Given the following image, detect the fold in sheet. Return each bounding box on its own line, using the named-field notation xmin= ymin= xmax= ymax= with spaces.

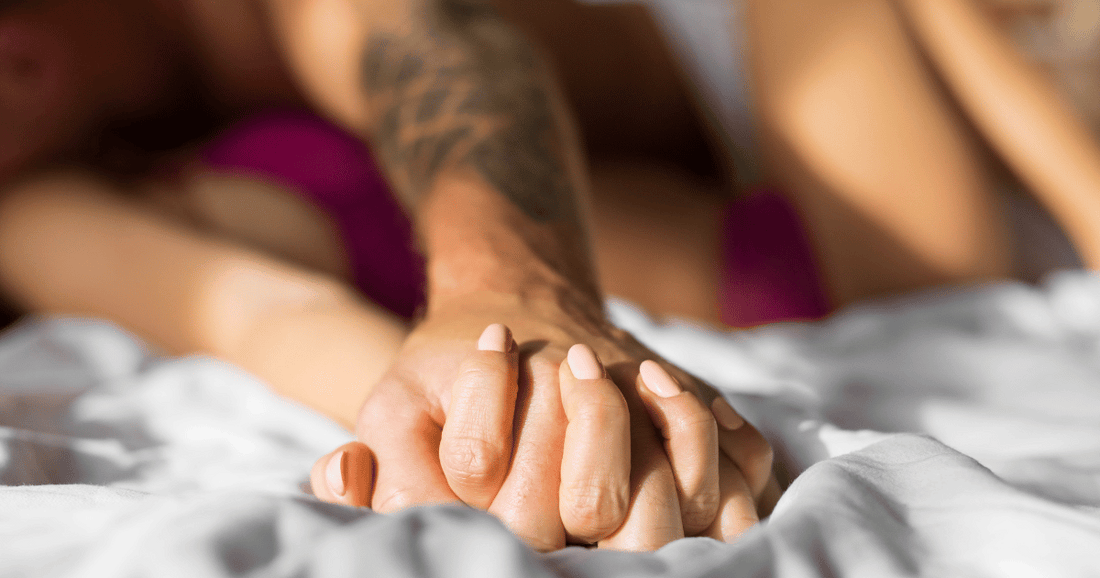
xmin=3 ymin=271 xmax=1100 ymax=576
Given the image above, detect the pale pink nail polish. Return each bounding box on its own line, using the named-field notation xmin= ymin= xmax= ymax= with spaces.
xmin=712 ymin=398 xmax=745 ymax=430
xmin=326 ymin=450 xmax=348 ymax=496
xmin=477 ymin=324 xmax=510 ymax=352
xmin=639 ymin=360 xmax=682 ymax=398
xmin=567 ymin=344 xmax=603 ymax=380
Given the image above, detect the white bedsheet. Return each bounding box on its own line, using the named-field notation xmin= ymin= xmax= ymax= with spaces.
xmin=3 ymin=271 xmax=1100 ymax=577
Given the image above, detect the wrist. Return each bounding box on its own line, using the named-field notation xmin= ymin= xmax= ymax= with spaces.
xmin=426 ymin=248 xmax=598 ymax=305
xmin=426 ymin=278 xmax=606 ymax=329
xmin=419 ymin=178 xmax=603 ymax=313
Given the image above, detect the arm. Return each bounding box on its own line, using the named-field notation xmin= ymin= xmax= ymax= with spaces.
xmin=268 ymin=0 xmax=778 ymax=550
xmin=0 ymin=171 xmax=406 ymax=429
xmin=267 ymin=0 xmax=600 ymax=311
xmin=898 ymin=0 xmax=1100 ymax=268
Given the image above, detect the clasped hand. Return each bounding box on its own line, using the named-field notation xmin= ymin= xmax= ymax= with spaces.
xmin=311 ymin=292 xmax=779 ymax=551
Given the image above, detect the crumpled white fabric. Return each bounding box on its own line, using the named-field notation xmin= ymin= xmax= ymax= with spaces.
xmin=3 ymin=271 xmax=1100 ymax=577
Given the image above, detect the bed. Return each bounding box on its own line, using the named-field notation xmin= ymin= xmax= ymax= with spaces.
xmin=3 ymin=270 xmax=1100 ymax=577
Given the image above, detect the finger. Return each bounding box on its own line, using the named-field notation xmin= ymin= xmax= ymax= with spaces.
xmin=488 ymin=350 xmax=568 ymax=552
xmin=637 ymin=360 xmax=721 ymax=536
xmin=309 ymin=442 xmax=375 ymax=508
xmin=712 ymin=397 xmax=775 ymax=500
xmin=759 ymin=474 xmax=783 ymax=517
xmin=558 ymin=344 xmax=631 ymax=544
xmin=702 ymin=456 xmax=759 ymax=543
xmin=596 ymin=427 xmax=684 ymax=552
xmin=439 ymin=324 xmax=519 ymax=509
xmin=360 ymin=392 xmax=462 ymax=513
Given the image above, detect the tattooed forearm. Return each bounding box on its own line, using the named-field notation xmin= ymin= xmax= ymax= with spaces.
xmin=360 ymin=0 xmax=574 ymax=221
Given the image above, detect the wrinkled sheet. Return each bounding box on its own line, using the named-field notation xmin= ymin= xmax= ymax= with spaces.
xmin=3 ymin=271 xmax=1100 ymax=577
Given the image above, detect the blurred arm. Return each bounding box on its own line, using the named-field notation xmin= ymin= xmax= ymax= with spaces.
xmin=0 ymin=173 xmax=405 ymax=428
xmin=899 ymin=0 xmax=1100 ymax=268
xmin=265 ymin=0 xmax=603 ymax=313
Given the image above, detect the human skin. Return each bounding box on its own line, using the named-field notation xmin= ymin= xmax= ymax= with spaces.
xmin=311 ymin=331 xmax=778 ymax=547
xmin=270 ymin=0 xmax=1098 ymax=548
xmin=748 ymin=0 xmax=1013 ymax=307
xmin=0 ymin=0 xmax=779 ymax=550
xmin=265 ymin=0 xmax=777 ymax=549
xmin=498 ymin=0 xmax=1100 ymax=320
xmin=0 ymin=170 xmax=407 ymax=429
xmin=4 ymin=0 xmax=1082 ymax=548
xmin=898 ymin=0 xmax=1100 ymax=269
xmin=0 ymin=0 xmax=783 ymax=548
xmin=289 ymin=0 xmax=1100 ymax=547
xmin=747 ymin=0 xmax=1100 ymax=307
xmin=0 ymin=167 xmax=775 ymax=549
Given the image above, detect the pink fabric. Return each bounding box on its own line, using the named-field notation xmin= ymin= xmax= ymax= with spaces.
xmin=720 ymin=190 xmax=831 ymax=327
xmin=201 ymin=109 xmax=425 ymax=319
xmin=198 ymin=109 xmax=826 ymax=327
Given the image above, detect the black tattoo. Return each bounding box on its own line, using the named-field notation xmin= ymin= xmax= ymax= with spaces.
xmin=415 ymin=88 xmax=450 ymax=123
xmin=359 ymin=0 xmax=573 ymax=221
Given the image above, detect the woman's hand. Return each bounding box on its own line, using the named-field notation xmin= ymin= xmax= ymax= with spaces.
xmin=311 ymin=314 xmax=779 ymax=550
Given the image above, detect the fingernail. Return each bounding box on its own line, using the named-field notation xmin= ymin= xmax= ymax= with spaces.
xmin=567 ymin=344 xmax=603 ymax=380
xmin=326 ymin=450 xmax=348 ymax=496
xmin=712 ymin=398 xmax=745 ymax=430
xmin=639 ymin=360 xmax=682 ymax=398
xmin=477 ymin=323 xmax=510 ymax=352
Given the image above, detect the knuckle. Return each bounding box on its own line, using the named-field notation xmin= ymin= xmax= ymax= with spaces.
xmin=745 ymin=435 xmax=775 ymax=473
xmin=724 ymin=430 xmax=775 ymax=493
xmin=722 ymin=513 xmax=759 ymax=542
xmin=562 ymin=481 xmax=629 ymax=538
xmin=355 ymin=403 xmax=389 ymax=441
xmin=666 ymin=404 xmax=718 ymax=438
xmin=457 ymin=359 xmax=501 ymax=384
xmin=441 ymin=436 xmax=504 ymax=487
xmin=354 ymin=389 xmax=410 ymax=440
xmin=573 ymin=388 xmax=628 ymax=423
